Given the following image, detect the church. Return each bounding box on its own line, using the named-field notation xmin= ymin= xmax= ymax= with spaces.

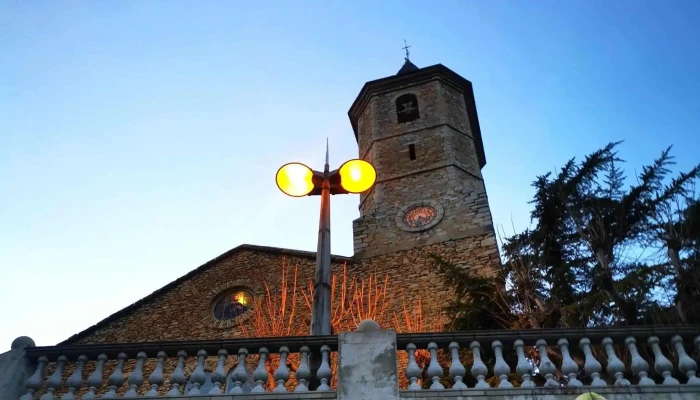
xmin=59 ymin=57 xmax=501 ymax=346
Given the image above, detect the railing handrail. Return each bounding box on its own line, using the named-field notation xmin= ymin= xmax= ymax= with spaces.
xmin=25 ymin=334 xmax=338 ymax=361
xmin=24 ymin=325 xmax=700 ymax=361
xmin=396 ymin=325 xmax=700 ymax=347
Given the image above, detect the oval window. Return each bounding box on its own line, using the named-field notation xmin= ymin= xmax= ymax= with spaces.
xmin=212 ymin=289 xmax=254 ymax=321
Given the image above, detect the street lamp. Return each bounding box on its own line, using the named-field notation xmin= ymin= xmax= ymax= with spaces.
xmin=276 ymin=144 xmax=377 ymax=335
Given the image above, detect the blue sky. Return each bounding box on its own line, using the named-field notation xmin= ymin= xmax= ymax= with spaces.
xmin=1 ymin=1 xmax=698 ymax=350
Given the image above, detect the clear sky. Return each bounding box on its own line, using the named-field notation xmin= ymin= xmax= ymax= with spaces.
xmin=1 ymin=1 xmax=698 ymax=351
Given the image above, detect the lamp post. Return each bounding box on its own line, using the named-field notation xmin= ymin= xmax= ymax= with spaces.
xmin=275 ymin=143 xmax=377 ymax=335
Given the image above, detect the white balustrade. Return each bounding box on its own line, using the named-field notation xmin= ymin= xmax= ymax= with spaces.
xmin=427 ymin=342 xmax=445 ymax=389
xmin=103 ymin=352 xmax=126 ymax=398
xmin=124 ymin=351 xmax=146 ymax=397
xmin=186 ymin=349 xmax=207 ymax=395
xmin=492 ymin=340 xmax=512 ymax=388
xmin=83 ymin=353 xmax=107 ymax=398
xmin=252 ymin=347 xmax=269 ymax=393
xmin=40 ymin=355 xmax=65 ymax=400
xmin=558 ymin=338 xmax=582 ymax=386
xmin=294 ymin=345 xmax=311 ymax=392
xmin=14 ymin=342 xmax=336 ymax=399
xmin=448 ymin=342 xmax=467 ymax=389
xmin=514 ymin=339 xmax=535 ymax=388
xmin=537 ymin=339 xmax=558 ymax=387
xmin=649 ymin=336 xmax=680 ymax=385
xmin=405 ymin=343 xmax=421 ymax=390
xmin=228 ymin=347 xmax=248 ymax=394
xmin=673 ymin=335 xmax=700 ymax=384
xmin=580 ymin=337 xmax=606 ymax=386
xmin=209 ymin=349 xmax=227 ymax=394
xmin=392 ymin=330 xmax=700 ymax=392
xmin=273 ymin=346 xmax=290 ymax=392
xmin=317 ymin=345 xmax=332 ymax=391
xmin=146 ymin=351 xmax=167 ymax=396
xmin=470 ymin=341 xmax=490 ymax=389
xmin=19 ymin=356 xmax=46 ymax=400
xmin=626 ymin=336 xmax=655 ymax=385
xmin=13 ymin=328 xmax=700 ymax=398
xmin=602 ymin=337 xmax=629 ymax=386
xmin=167 ymin=350 xmax=187 ymax=396
xmin=61 ymin=355 xmax=87 ymax=399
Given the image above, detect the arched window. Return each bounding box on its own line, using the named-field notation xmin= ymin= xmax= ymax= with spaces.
xmin=396 ymin=93 xmax=420 ymax=123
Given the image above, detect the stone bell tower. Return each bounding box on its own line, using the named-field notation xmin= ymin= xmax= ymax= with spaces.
xmin=348 ymin=58 xmax=498 ymax=268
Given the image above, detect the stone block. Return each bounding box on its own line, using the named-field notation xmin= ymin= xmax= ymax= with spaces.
xmin=338 ymin=329 xmax=399 ymax=400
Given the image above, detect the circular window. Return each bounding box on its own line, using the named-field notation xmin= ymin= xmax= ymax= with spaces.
xmin=212 ymin=289 xmax=254 ymax=321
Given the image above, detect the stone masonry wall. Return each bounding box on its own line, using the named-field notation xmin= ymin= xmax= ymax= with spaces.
xmin=353 ymin=166 xmax=494 ymax=259
xmin=353 ymin=232 xmax=500 ymax=326
xmin=353 ymin=75 xmax=491 ymax=260
xmin=40 ymin=236 xmax=499 ymax=397
xmin=67 ymin=250 xmax=348 ymax=345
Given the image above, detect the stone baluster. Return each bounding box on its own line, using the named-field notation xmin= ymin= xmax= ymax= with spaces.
xmin=579 ymin=338 xmax=606 ymax=386
xmin=20 ymin=356 xmax=48 ymax=400
xmin=252 ymin=347 xmax=269 ymax=393
xmin=294 ymin=346 xmax=311 ymax=392
xmin=602 ymin=337 xmax=630 ymax=386
xmin=471 ymin=341 xmax=490 ymax=389
xmin=492 ymin=340 xmax=512 ymax=388
xmin=208 ymin=349 xmax=228 ymax=394
xmin=514 ymin=340 xmax=534 ymax=388
xmin=83 ymin=354 xmax=107 ymax=399
xmin=649 ymin=336 xmax=679 ymax=385
xmin=229 ymin=348 xmax=249 ymax=394
xmin=426 ymin=342 xmax=444 ymax=389
xmin=273 ymin=346 xmax=290 ymax=392
xmin=40 ymin=356 xmax=66 ymax=400
xmin=625 ymin=337 xmax=655 ymax=385
xmin=317 ymin=345 xmax=332 ymax=391
xmin=103 ymin=352 xmax=127 ymax=398
xmin=187 ymin=350 xmax=207 ymax=395
xmin=449 ymin=342 xmax=467 ymax=389
xmin=124 ymin=352 xmax=146 ymax=397
xmin=146 ymin=351 xmax=166 ymax=396
xmin=558 ymin=339 xmax=582 ymax=386
xmin=405 ymin=343 xmax=421 ymax=390
xmin=536 ymin=339 xmax=558 ymax=387
xmin=167 ymin=350 xmax=187 ymax=396
xmin=672 ymin=335 xmax=700 ymax=384
xmin=61 ymin=355 xmax=87 ymax=399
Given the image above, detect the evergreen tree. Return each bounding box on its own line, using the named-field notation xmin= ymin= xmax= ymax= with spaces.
xmin=435 ymin=142 xmax=700 ymax=329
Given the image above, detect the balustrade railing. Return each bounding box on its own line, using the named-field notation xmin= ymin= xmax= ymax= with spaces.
xmin=17 ymin=335 xmax=337 ymax=398
xmin=396 ymin=325 xmax=700 ymax=391
xmin=9 ymin=325 xmax=700 ymax=399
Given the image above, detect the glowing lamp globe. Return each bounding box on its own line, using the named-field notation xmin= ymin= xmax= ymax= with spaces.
xmin=276 ymin=162 xmax=314 ymax=197
xmin=339 ymin=159 xmax=377 ymax=194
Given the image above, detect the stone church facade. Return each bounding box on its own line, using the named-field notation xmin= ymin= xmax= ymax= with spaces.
xmin=62 ymin=59 xmax=500 ymax=346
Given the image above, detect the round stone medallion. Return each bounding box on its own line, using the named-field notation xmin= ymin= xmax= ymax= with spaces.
xmin=396 ymin=200 xmax=444 ymax=232
xmin=403 ymin=206 xmax=437 ymax=229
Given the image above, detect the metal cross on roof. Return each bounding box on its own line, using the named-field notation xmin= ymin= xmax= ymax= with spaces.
xmin=402 ymin=39 xmax=411 ymax=60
